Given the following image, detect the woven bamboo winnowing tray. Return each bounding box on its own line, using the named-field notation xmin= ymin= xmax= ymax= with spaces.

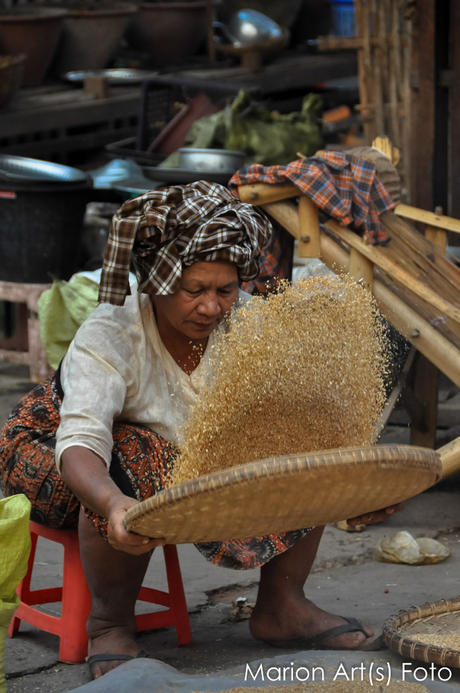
xmin=383 ymin=599 xmax=460 ymax=669
xmin=124 ymin=444 xmax=441 ymax=544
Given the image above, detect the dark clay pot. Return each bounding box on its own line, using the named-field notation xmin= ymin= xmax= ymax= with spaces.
xmin=53 ymin=2 xmax=137 ymax=73
xmin=127 ymin=1 xmax=209 ymax=65
xmin=0 ymin=7 xmax=67 ymax=87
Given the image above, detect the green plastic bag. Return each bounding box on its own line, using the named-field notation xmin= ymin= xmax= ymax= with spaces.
xmin=225 ymin=90 xmax=324 ymax=166
xmin=0 ymin=495 xmax=31 ymax=693
xmin=165 ymin=89 xmax=324 ymax=168
xmin=38 ymin=275 xmax=99 ymax=370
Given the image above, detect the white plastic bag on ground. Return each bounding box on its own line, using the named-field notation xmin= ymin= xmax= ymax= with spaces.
xmin=375 ymin=530 xmax=450 ymax=565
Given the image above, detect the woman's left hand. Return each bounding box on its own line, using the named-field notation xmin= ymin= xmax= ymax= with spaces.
xmin=347 ymin=501 xmax=405 ymax=527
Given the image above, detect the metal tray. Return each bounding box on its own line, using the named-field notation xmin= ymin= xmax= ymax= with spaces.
xmin=143 ymin=166 xmax=233 ymax=186
xmin=63 ymin=69 xmax=159 ymax=85
xmin=0 ymin=154 xmax=89 ymax=184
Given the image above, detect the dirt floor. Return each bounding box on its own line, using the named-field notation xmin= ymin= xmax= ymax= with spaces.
xmin=2 ymin=361 xmax=460 ymax=692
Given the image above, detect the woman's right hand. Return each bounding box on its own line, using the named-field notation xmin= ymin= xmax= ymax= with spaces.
xmin=106 ymin=496 xmax=165 ymax=555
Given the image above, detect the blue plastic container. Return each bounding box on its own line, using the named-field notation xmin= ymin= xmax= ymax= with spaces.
xmin=331 ymin=0 xmax=356 ymax=37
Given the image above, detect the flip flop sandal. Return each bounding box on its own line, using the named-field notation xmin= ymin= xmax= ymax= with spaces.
xmin=87 ymin=647 xmax=150 ymax=678
xmin=265 ymin=616 xmax=369 ymax=650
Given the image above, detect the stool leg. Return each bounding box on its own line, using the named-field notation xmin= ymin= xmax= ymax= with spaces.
xmin=163 ymin=545 xmax=192 ymax=646
xmin=58 ymin=534 xmax=91 ymax=664
xmin=7 ymin=530 xmax=38 ymax=637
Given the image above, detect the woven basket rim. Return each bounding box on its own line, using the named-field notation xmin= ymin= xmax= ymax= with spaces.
xmin=125 ymin=443 xmax=441 ymax=527
xmin=383 ymin=597 xmax=460 ymax=668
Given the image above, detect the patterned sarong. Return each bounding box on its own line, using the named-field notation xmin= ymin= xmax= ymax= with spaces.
xmin=0 ymin=374 xmax=310 ymax=570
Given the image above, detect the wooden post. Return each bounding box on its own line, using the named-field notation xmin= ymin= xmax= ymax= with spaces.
xmin=408 ymin=352 xmax=439 ymax=449
xmin=241 ymin=50 xmax=262 ymax=73
xmin=450 ymin=0 xmax=460 ymax=221
xmin=425 ymin=206 xmax=447 ymax=252
xmin=83 ymin=76 xmax=109 ymax=100
xmin=206 ymin=0 xmax=216 ymax=62
xmin=349 ymin=246 xmax=374 ymax=291
xmin=297 ymin=196 xmax=321 ymax=258
xmin=354 ymin=0 xmax=374 ymax=143
xmin=411 ymin=0 xmax=436 ymax=210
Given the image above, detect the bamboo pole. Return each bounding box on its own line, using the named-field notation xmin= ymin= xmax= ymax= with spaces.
xmin=438 ymin=436 xmax=460 ymax=478
xmin=238 ymin=183 xmax=298 ymax=205
xmin=324 ymin=219 xmax=460 ymax=324
xmin=259 ymin=200 xmax=460 ymax=388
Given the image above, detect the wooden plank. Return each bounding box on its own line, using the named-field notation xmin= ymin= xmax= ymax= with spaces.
xmin=0 ymin=126 xmax=138 ymax=160
xmin=0 ymin=88 xmax=141 ymax=139
xmin=378 ymin=268 xmax=460 ymax=349
xmin=381 ymin=212 xmax=460 ymax=300
xmin=320 ymin=228 xmax=460 ymax=388
xmin=395 ymin=203 xmax=460 ymax=234
xmin=315 ymin=35 xmax=408 ymax=51
xmin=179 ymin=53 xmax=358 ymax=94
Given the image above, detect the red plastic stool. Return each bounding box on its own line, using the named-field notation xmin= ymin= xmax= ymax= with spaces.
xmin=7 ymin=521 xmax=192 ymax=663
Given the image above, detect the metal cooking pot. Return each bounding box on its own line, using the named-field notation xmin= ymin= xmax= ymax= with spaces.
xmin=178 ymin=148 xmax=245 ymax=173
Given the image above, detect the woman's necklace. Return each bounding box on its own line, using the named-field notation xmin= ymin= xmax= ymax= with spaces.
xmin=176 ymin=339 xmax=207 ymax=375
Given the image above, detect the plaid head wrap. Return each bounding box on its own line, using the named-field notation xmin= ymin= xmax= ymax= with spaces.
xmin=98 ymin=180 xmax=272 ymax=306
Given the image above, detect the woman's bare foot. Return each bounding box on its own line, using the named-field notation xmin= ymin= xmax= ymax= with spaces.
xmin=249 ymin=591 xmax=372 ymax=649
xmin=86 ymin=622 xmax=145 ymax=679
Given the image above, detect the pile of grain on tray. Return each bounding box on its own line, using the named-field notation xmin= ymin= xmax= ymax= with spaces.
xmin=407 ymin=632 xmax=460 ymax=649
xmin=194 ymin=681 xmax=430 ymax=693
xmin=169 ymin=273 xmax=388 ymax=487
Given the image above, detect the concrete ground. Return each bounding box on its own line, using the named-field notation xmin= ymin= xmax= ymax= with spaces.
xmin=2 ymin=361 xmax=460 ymax=692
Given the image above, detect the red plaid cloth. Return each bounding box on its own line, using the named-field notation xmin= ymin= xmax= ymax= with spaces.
xmin=229 ymin=152 xmax=395 ymax=245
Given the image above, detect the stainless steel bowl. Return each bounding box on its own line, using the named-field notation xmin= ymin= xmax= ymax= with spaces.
xmin=213 ymin=9 xmax=283 ymax=48
xmin=178 ymin=148 xmax=245 ymax=174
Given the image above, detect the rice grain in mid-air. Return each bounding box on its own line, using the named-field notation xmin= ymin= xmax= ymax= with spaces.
xmin=169 ymin=274 xmax=388 ymax=487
